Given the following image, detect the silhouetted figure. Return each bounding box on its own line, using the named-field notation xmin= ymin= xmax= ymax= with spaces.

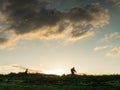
xmin=25 ymin=69 xmax=28 ymax=75
xmin=71 ymin=67 xmax=76 ymax=75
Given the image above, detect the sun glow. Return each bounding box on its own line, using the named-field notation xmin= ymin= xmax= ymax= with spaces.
xmin=45 ymin=69 xmax=65 ymax=75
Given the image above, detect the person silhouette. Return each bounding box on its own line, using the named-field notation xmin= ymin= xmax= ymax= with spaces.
xmin=71 ymin=67 xmax=76 ymax=75
xmin=25 ymin=68 xmax=28 ymax=75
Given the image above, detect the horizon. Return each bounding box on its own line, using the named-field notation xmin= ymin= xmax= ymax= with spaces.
xmin=0 ymin=0 xmax=120 ymax=75
xmin=1 ymin=64 xmax=120 ymax=75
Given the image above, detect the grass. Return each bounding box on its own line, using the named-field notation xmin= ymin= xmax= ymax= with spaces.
xmin=1 ymin=73 xmax=120 ymax=90
xmin=0 ymin=85 xmax=119 ymax=90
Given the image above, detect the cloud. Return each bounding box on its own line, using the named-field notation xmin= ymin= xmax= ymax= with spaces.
xmin=12 ymin=65 xmax=43 ymax=73
xmin=94 ymin=45 xmax=110 ymax=51
xmin=106 ymin=46 xmax=120 ymax=57
xmin=105 ymin=0 xmax=120 ymax=7
xmin=0 ymin=64 xmax=24 ymax=74
xmin=0 ymin=37 xmax=12 ymax=49
xmin=0 ymin=33 xmax=21 ymax=49
xmin=101 ymin=32 xmax=120 ymax=42
xmin=111 ymin=0 xmax=120 ymax=7
xmin=68 ymin=30 xmax=94 ymax=41
xmin=0 ymin=0 xmax=110 ymax=49
xmin=67 ymin=3 xmax=109 ymax=27
xmin=95 ymin=32 xmax=120 ymax=57
xmin=0 ymin=64 xmax=43 ymax=74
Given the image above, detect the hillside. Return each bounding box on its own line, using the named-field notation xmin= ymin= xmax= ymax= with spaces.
xmin=0 ymin=73 xmax=120 ymax=90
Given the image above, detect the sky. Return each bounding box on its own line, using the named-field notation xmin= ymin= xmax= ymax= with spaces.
xmin=0 ymin=0 xmax=120 ymax=75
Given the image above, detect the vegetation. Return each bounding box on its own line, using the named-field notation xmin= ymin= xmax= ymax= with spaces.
xmin=0 ymin=73 xmax=120 ymax=90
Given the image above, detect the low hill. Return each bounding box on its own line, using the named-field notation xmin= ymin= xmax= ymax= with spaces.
xmin=0 ymin=73 xmax=120 ymax=86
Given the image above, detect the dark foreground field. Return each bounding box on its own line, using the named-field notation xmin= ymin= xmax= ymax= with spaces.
xmin=1 ymin=73 xmax=120 ymax=90
xmin=0 ymin=85 xmax=120 ymax=90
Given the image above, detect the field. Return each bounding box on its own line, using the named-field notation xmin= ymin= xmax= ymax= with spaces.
xmin=1 ymin=73 xmax=120 ymax=90
xmin=0 ymin=85 xmax=119 ymax=90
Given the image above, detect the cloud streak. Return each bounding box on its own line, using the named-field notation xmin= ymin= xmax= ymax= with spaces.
xmin=94 ymin=45 xmax=110 ymax=51
xmin=0 ymin=64 xmax=43 ymax=74
xmin=111 ymin=0 xmax=120 ymax=7
xmin=0 ymin=0 xmax=110 ymax=49
xmin=107 ymin=46 xmax=120 ymax=57
xmin=12 ymin=65 xmax=43 ymax=73
xmin=0 ymin=37 xmax=12 ymax=49
xmin=69 ymin=30 xmax=94 ymax=41
xmin=0 ymin=64 xmax=24 ymax=74
xmin=94 ymin=32 xmax=120 ymax=57
xmin=101 ymin=32 xmax=120 ymax=42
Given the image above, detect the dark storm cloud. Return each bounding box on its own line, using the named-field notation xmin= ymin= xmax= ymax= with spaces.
xmin=0 ymin=0 xmax=109 ymax=48
xmin=0 ymin=0 xmax=64 ymax=34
